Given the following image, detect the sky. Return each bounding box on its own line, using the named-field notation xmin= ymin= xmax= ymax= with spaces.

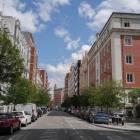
xmin=1 ymin=0 xmax=140 ymax=98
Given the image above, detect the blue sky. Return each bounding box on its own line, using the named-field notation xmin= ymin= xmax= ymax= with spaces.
xmin=1 ymin=0 xmax=140 ymax=97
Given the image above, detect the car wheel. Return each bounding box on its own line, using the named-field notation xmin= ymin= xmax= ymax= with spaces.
xmin=9 ymin=125 xmax=13 ymax=135
xmin=94 ymin=120 xmax=96 ymax=123
xmin=29 ymin=119 xmax=32 ymax=124
xmin=18 ymin=123 xmax=21 ymax=130
xmin=36 ymin=117 xmax=38 ymax=120
xmin=25 ymin=120 xmax=27 ymax=127
xmin=33 ymin=117 xmax=35 ymax=122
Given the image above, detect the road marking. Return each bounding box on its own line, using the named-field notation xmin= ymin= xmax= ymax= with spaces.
xmin=0 ymin=136 xmax=4 ymax=139
xmin=65 ymin=128 xmax=68 ymax=133
xmin=76 ymin=131 xmax=79 ymax=134
xmin=99 ymin=132 xmax=103 ymax=135
xmin=107 ymin=136 xmax=112 ymax=140
xmin=80 ymin=136 xmax=83 ymax=138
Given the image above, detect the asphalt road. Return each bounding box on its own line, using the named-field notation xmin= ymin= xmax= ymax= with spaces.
xmin=1 ymin=110 xmax=140 ymax=140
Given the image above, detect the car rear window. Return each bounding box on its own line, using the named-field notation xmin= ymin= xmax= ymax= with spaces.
xmin=97 ymin=112 xmax=105 ymax=115
xmin=0 ymin=114 xmax=7 ymax=119
xmin=13 ymin=112 xmax=23 ymax=116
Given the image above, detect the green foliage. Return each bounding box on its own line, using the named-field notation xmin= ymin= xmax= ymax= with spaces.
xmin=1 ymin=78 xmax=33 ymax=105
xmin=128 ymin=88 xmax=140 ymax=104
xmin=0 ymin=29 xmax=24 ymax=86
xmin=61 ymin=97 xmax=71 ymax=107
xmin=128 ymin=88 xmax=140 ymax=120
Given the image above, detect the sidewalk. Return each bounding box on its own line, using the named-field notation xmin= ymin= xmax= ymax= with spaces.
xmin=92 ymin=122 xmax=140 ymax=132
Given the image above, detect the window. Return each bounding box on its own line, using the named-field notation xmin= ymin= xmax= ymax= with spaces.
xmin=101 ymin=51 xmax=103 ymax=59
xmin=108 ymin=76 xmax=111 ymax=82
xmin=101 ymin=65 xmax=103 ymax=74
xmin=127 ymin=74 xmax=134 ymax=83
xmin=125 ymin=37 xmax=132 ymax=46
xmin=104 ymin=62 xmax=106 ymax=72
xmin=92 ymin=74 xmax=93 ymax=80
xmin=126 ymin=55 xmax=133 ymax=64
xmin=104 ymin=78 xmax=107 ymax=82
xmin=107 ymin=28 xmax=109 ymax=35
xmin=97 ymin=69 xmax=99 ymax=76
xmin=101 ymin=80 xmax=103 ymax=85
xmin=97 ymin=56 xmax=98 ymax=63
xmin=94 ymin=73 xmax=95 ymax=79
xmin=124 ymin=20 xmax=130 ymax=27
xmin=93 ymin=61 xmax=94 ymax=67
xmin=128 ymin=97 xmax=132 ymax=103
xmin=108 ymin=59 xmax=110 ymax=69
xmin=107 ymin=43 xmax=110 ymax=52
xmin=104 ymin=48 xmax=106 ymax=56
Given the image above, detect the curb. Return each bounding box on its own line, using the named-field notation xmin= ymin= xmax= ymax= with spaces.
xmin=91 ymin=123 xmax=140 ymax=132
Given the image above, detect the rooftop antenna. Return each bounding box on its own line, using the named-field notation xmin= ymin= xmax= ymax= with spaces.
xmin=3 ymin=3 xmax=5 ymax=16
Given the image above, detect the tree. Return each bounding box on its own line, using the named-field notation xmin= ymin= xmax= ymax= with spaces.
xmin=128 ymin=88 xmax=140 ymax=121
xmin=31 ymin=85 xmax=51 ymax=107
xmin=99 ymin=80 xmax=125 ymax=114
xmin=0 ymin=29 xmax=24 ymax=87
xmin=1 ymin=77 xmax=33 ymax=110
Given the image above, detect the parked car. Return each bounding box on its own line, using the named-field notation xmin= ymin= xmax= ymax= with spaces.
xmin=56 ymin=108 xmax=60 ymax=111
xmin=37 ymin=109 xmax=43 ymax=118
xmin=80 ymin=110 xmax=87 ymax=119
xmin=0 ymin=113 xmax=21 ymax=135
xmin=16 ymin=103 xmax=38 ymax=122
xmin=89 ymin=111 xmax=96 ymax=123
xmin=64 ymin=108 xmax=68 ymax=112
xmin=12 ymin=111 xmax=31 ymax=127
xmin=77 ymin=110 xmax=82 ymax=118
xmin=71 ymin=109 xmax=76 ymax=115
xmin=75 ymin=110 xmax=80 ymax=117
xmin=73 ymin=109 xmax=77 ymax=116
xmin=94 ymin=111 xmax=109 ymax=124
xmin=41 ymin=108 xmax=47 ymax=114
xmin=84 ymin=109 xmax=94 ymax=121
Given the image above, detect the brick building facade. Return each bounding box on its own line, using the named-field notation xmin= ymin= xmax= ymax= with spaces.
xmin=88 ymin=12 xmax=140 ymax=111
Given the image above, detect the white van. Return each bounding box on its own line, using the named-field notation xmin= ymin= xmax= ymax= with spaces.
xmin=16 ymin=103 xmax=38 ymax=122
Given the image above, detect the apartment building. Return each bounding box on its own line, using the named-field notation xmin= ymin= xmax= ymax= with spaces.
xmin=74 ymin=60 xmax=81 ymax=95
xmin=68 ymin=64 xmax=75 ymax=97
xmin=88 ymin=12 xmax=140 ymax=109
xmin=79 ymin=51 xmax=88 ymax=95
xmin=36 ymin=68 xmax=43 ymax=87
xmin=22 ymin=32 xmax=38 ymax=85
xmin=3 ymin=16 xmax=31 ymax=79
xmin=40 ymin=70 xmax=49 ymax=90
xmin=53 ymin=84 xmax=64 ymax=107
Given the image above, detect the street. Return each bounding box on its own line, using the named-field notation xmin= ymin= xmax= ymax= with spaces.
xmin=0 ymin=110 xmax=140 ymax=140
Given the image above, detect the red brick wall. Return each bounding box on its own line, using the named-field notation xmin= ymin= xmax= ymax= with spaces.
xmin=89 ymin=58 xmax=96 ymax=87
xmin=121 ymin=35 xmax=140 ymax=88
xmin=100 ymin=39 xmax=112 ymax=84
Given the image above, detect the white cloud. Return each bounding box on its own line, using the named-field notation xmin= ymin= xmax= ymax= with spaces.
xmin=18 ymin=2 xmax=26 ymax=10
xmin=40 ymin=44 xmax=91 ymax=98
xmin=33 ymin=0 xmax=70 ymax=22
xmin=37 ymin=24 xmax=47 ymax=32
xmin=64 ymin=36 xmax=72 ymax=42
xmin=54 ymin=27 xmax=69 ymax=37
xmin=88 ymin=35 xmax=96 ymax=44
xmin=78 ymin=2 xmax=95 ymax=19
xmin=79 ymin=0 xmax=140 ymax=30
xmin=66 ymin=37 xmax=81 ymax=50
xmin=0 ymin=0 xmax=40 ymax=33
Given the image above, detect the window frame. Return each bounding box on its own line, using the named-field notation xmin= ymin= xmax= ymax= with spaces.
xmin=108 ymin=76 xmax=110 ymax=82
xmin=104 ymin=48 xmax=106 ymax=56
xmin=101 ymin=51 xmax=103 ymax=59
xmin=101 ymin=65 xmax=103 ymax=74
xmin=104 ymin=62 xmax=106 ymax=72
xmin=107 ymin=43 xmax=110 ymax=52
xmin=125 ymin=55 xmax=133 ymax=65
xmin=124 ymin=36 xmax=132 ymax=46
xmin=123 ymin=20 xmax=131 ymax=28
xmin=108 ymin=59 xmax=110 ymax=69
xmin=126 ymin=73 xmax=134 ymax=84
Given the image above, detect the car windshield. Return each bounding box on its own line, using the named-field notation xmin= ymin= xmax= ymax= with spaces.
xmin=97 ymin=112 xmax=105 ymax=115
xmin=0 ymin=114 xmax=7 ymax=119
xmin=12 ymin=112 xmax=23 ymax=116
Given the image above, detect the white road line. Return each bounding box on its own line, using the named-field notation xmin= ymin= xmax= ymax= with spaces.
xmin=80 ymin=136 xmax=83 ymax=138
xmin=99 ymin=132 xmax=103 ymax=135
xmin=65 ymin=128 xmax=68 ymax=133
xmin=0 ymin=136 xmax=4 ymax=139
xmin=76 ymin=131 xmax=79 ymax=134
xmin=73 ymin=128 xmax=75 ymax=130
xmin=107 ymin=136 xmax=113 ymax=140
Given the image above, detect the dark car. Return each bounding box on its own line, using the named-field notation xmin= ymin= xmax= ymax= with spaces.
xmin=77 ymin=110 xmax=82 ymax=118
xmin=0 ymin=113 xmax=21 ymax=135
xmin=84 ymin=109 xmax=94 ymax=121
xmin=37 ymin=109 xmax=43 ymax=118
xmin=41 ymin=108 xmax=47 ymax=114
xmin=80 ymin=110 xmax=87 ymax=119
